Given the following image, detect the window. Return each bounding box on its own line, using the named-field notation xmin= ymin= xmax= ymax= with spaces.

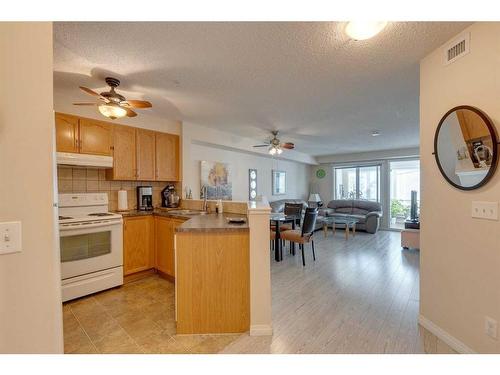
xmin=334 ymin=165 xmax=380 ymax=202
xmin=389 ymin=160 xmax=420 ymax=229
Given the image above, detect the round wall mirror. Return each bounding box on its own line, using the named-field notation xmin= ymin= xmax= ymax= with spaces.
xmin=434 ymin=105 xmax=498 ymax=190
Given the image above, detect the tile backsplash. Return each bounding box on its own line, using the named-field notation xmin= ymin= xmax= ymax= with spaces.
xmin=57 ymin=166 xmax=176 ymax=211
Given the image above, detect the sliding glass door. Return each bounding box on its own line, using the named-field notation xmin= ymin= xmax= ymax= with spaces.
xmin=389 ymin=160 xmax=420 ymax=229
xmin=335 ymin=165 xmax=380 ymax=202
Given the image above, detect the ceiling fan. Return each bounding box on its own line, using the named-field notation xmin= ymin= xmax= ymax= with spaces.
xmin=253 ymin=131 xmax=295 ymax=155
xmin=73 ymin=77 xmax=152 ymax=120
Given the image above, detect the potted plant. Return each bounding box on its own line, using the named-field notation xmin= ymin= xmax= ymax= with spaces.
xmin=391 ymin=199 xmax=406 ymax=225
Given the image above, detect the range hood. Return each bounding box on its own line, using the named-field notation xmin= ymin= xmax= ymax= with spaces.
xmin=56 ymin=152 xmax=113 ymax=168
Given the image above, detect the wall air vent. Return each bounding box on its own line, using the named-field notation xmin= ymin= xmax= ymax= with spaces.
xmin=444 ymin=32 xmax=470 ymax=65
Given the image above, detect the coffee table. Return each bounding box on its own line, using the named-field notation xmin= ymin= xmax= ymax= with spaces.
xmin=322 ymin=215 xmax=360 ymax=240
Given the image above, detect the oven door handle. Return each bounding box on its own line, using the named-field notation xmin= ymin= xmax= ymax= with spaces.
xmin=59 ymin=220 xmax=122 ymax=231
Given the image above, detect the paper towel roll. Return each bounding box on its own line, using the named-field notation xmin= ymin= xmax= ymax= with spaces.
xmin=118 ymin=190 xmax=128 ymax=211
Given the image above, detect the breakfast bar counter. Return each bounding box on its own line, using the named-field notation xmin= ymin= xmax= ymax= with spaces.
xmin=174 ymin=213 xmax=250 ymax=334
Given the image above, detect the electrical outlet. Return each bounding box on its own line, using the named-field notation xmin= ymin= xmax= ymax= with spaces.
xmin=485 ymin=316 xmax=498 ymax=339
xmin=471 ymin=201 xmax=498 ymax=220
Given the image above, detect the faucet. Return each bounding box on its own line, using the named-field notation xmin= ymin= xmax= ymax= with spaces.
xmin=202 ymin=185 xmax=208 ymax=211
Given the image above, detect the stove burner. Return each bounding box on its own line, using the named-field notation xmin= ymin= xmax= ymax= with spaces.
xmin=59 ymin=216 xmax=73 ymax=220
xmin=88 ymin=213 xmax=114 ymax=217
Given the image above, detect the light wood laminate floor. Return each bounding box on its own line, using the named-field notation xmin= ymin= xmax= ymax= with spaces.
xmin=63 ymin=230 xmax=423 ymax=354
xmin=222 ymin=230 xmax=423 ymax=353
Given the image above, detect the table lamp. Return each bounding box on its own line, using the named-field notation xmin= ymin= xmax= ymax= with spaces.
xmin=308 ymin=193 xmax=323 ymax=208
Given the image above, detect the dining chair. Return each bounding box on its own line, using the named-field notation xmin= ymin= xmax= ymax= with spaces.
xmin=280 ymin=207 xmax=318 ymax=266
xmin=273 ymin=202 xmax=303 ymax=231
xmin=270 ymin=230 xmax=285 ymax=253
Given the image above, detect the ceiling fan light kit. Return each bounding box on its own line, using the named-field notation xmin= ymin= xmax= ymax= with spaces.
xmin=98 ymin=103 xmax=127 ymax=120
xmin=74 ymin=77 xmax=152 ymax=120
xmin=253 ymin=130 xmax=294 ymax=156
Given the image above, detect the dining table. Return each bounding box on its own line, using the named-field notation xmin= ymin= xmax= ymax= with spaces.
xmin=270 ymin=213 xmax=299 ymax=262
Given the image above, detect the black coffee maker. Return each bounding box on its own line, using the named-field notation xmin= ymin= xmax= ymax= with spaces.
xmin=137 ymin=186 xmax=153 ymax=211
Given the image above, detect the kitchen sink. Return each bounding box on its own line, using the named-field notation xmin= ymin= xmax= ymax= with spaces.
xmin=168 ymin=209 xmax=207 ymax=216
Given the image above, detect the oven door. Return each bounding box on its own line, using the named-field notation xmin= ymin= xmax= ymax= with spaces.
xmin=59 ymin=220 xmax=123 ymax=280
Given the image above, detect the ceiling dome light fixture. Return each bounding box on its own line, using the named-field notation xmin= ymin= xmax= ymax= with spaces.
xmin=98 ymin=103 xmax=127 ymax=120
xmin=345 ymin=21 xmax=387 ymax=41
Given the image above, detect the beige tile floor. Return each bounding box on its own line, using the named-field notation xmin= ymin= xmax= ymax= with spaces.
xmin=63 ymin=275 xmax=241 ymax=354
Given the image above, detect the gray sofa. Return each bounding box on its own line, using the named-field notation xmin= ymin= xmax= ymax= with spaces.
xmin=320 ymin=200 xmax=383 ymax=234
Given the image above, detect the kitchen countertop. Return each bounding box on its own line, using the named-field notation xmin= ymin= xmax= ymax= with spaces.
xmin=176 ymin=212 xmax=248 ymax=233
xmin=116 ymin=208 xmax=195 ymax=221
xmin=115 ymin=209 xmax=248 ymax=232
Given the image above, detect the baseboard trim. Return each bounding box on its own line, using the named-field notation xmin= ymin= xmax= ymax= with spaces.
xmin=250 ymin=324 xmax=273 ymax=336
xmin=418 ymin=315 xmax=476 ymax=354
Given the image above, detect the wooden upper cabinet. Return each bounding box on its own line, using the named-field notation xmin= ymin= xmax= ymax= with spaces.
xmin=79 ymin=118 xmax=113 ymax=156
xmin=55 ymin=113 xmax=79 ymax=153
xmin=136 ymin=129 xmax=156 ymax=180
xmin=156 ymin=132 xmax=180 ymax=181
xmin=457 ymin=109 xmax=490 ymax=141
xmin=123 ymin=216 xmax=155 ymax=276
xmin=110 ymin=125 xmax=137 ymax=180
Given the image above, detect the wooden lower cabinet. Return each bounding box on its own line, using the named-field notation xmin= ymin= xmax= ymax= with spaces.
xmin=155 ymin=216 xmax=185 ymax=277
xmin=123 ymin=216 xmax=155 ymax=276
xmin=176 ymin=231 xmax=250 ymax=334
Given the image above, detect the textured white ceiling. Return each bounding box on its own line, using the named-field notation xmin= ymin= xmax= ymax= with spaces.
xmin=53 ymin=22 xmax=470 ymax=156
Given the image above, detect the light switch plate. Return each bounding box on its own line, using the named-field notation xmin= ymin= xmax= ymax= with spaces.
xmin=471 ymin=201 xmax=498 ymax=221
xmin=485 ymin=316 xmax=498 ymax=339
xmin=0 ymin=221 xmax=22 ymax=255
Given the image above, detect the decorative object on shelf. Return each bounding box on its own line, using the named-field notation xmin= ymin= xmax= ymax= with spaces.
xmin=308 ymin=193 xmax=323 ymax=208
xmin=316 ymin=168 xmax=326 ymax=179
xmin=73 ymin=77 xmax=152 ymax=120
xmin=272 ymin=170 xmax=286 ymax=195
xmin=248 ymin=169 xmax=258 ymax=201
xmin=200 ymin=161 xmax=233 ymax=200
xmin=434 ymin=105 xmax=498 ymax=190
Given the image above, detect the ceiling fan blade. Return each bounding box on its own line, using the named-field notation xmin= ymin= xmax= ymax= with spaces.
xmin=282 ymin=142 xmax=295 ymax=149
xmin=124 ymin=107 xmax=138 ymax=117
xmin=73 ymin=102 xmax=97 ymax=106
xmin=79 ymin=86 xmax=108 ymax=102
xmin=122 ymin=100 xmax=152 ymax=108
xmin=253 ymin=144 xmax=269 ymax=148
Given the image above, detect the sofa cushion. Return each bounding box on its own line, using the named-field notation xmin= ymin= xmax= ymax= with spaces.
xmin=335 ymin=207 xmax=353 ymax=214
xmin=352 ymin=207 xmax=369 ymax=215
xmin=327 ymin=200 xmax=353 ymax=211
xmin=354 ymin=200 xmax=381 ymax=213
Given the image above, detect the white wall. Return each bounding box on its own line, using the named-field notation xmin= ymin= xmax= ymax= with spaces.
xmin=0 ymin=23 xmax=63 ymax=353
xmin=182 ymin=123 xmax=312 ymax=201
xmin=420 ymin=22 xmax=500 ymax=353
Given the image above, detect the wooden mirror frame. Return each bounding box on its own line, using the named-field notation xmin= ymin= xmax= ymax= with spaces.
xmin=433 ymin=105 xmax=498 ymax=191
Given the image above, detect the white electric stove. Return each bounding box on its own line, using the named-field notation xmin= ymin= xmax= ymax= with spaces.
xmin=58 ymin=193 xmax=123 ymax=302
